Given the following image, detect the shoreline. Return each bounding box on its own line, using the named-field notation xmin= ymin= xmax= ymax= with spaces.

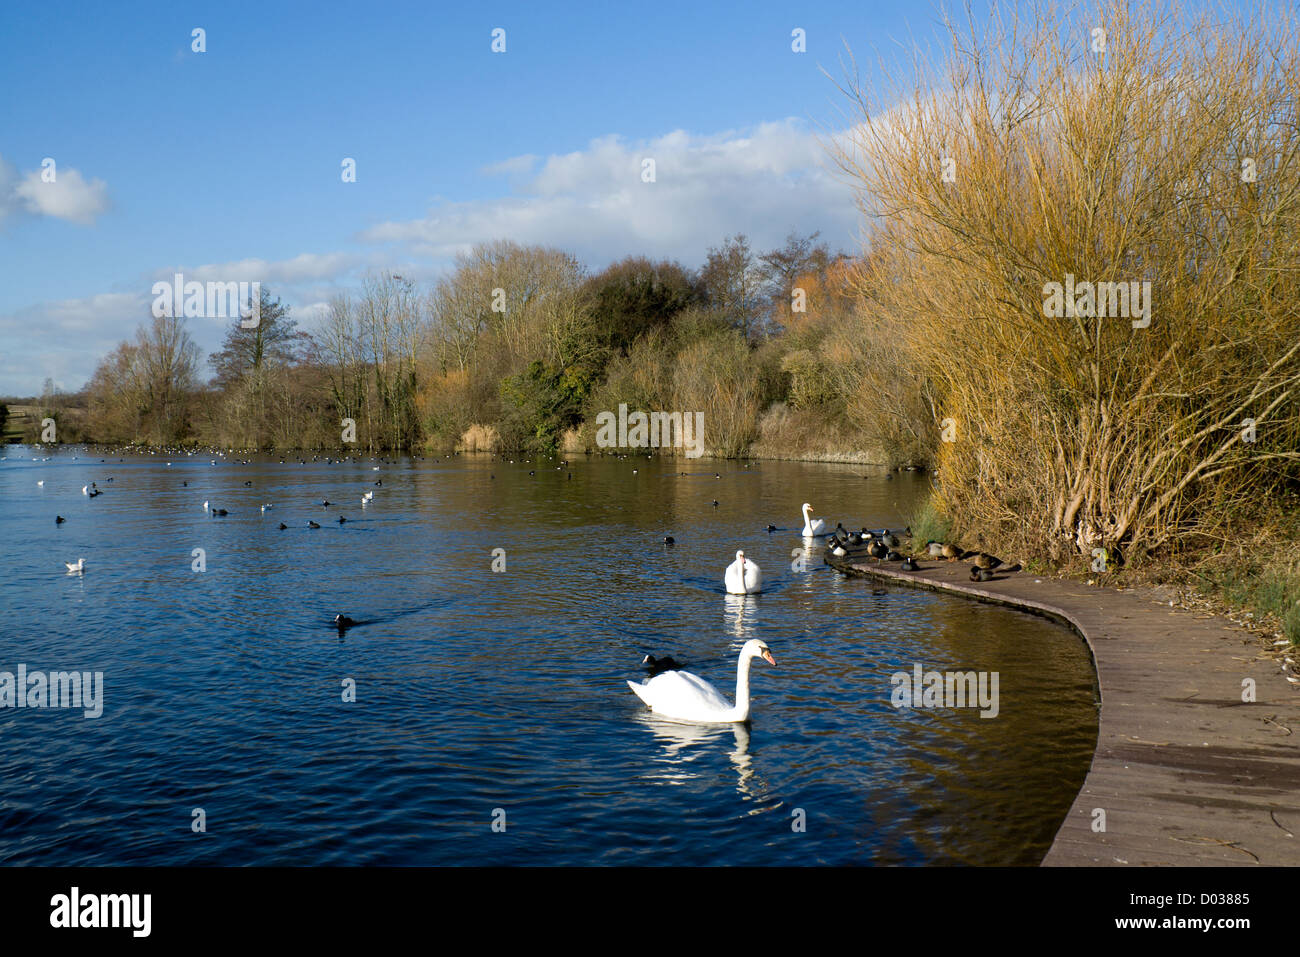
xmin=828 ymin=553 xmax=1300 ymax=866
xmin=2 ymin=440 xmax=916 ymax=470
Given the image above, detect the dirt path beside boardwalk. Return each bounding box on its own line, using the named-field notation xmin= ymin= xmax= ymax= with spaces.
xmin=829 ymin=553 xmax=1300 ymax=866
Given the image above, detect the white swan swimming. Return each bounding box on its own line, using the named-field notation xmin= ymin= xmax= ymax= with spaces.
xmin=724 ymin=550 xmax=762 ymax=594
xmin=801 ymin=502 xmax=826 ymax=537
xmin=627 ymin=639 xmax=776 ymax=724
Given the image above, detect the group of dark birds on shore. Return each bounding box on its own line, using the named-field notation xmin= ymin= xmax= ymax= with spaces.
xmin=820 ymin=523 xmax=1022 ymax=582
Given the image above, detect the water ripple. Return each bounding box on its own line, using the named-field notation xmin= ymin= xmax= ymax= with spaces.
xmin=0 ymin=448 xmax=1097 ymax=865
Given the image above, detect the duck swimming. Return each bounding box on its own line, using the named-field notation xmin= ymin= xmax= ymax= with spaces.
xmin=642 ymin=654 xmax=685 ymax=676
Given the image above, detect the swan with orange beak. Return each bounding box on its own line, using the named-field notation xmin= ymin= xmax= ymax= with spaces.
xmin=627 ymin=639 xmax=777 ymax=724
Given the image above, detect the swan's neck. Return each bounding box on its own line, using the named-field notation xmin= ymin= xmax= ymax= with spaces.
xmin=733 ymin=653 xmax=755 ymax=722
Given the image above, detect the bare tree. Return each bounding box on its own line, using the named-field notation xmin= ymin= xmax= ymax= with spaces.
xmin=139 ymin=314 xmax=199 ymax=443
xmin=700 ymin=234 xmax=766 ymax=341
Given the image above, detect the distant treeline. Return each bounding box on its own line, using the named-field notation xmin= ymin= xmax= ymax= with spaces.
xmin=34 ymin=231 xmax=923 ymax=465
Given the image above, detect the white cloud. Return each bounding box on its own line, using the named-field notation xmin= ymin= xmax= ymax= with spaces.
xmin=0 ymin=292 xmax=143 ymax=394
xmin=39 ymin=292 xmax=144 ymax=331
xmin=361 ymin=120 xmax=862 ymax=264
xmin=291 ymin=301 xmax=333 ymax=325
xmin=3 ymin=160 xmax=111 ymax=225
xmin=158 ymin=252 xmax=369 ymax=286
xmin=481 ymin=153 xmax=539 ymax=178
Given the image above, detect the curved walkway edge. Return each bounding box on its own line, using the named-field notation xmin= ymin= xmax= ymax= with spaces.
xmin=828 ymin=554 xmax=1300 ymax=866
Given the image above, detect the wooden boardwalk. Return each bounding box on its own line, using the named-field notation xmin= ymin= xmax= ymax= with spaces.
xmin=829 ymin=550 xmax=1300 ymax=866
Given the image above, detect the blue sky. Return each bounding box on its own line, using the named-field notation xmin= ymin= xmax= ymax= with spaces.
xmin=0 ymin=0 xmax=1259 ymax=394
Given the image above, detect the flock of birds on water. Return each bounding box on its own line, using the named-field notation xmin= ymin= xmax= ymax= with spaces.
xmin=27 ymin=449 xmax=430 ymax=577
xmin=22 ymin=446 xmax=1019 ymax=727
xmin=631 ymin=500 xmax=1023 ymax=725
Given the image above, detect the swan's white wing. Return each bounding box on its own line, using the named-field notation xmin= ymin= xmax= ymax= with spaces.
xmin=724 ymin=560 xmax=744 ymax=594
xmin=631 ymin=669 xmax=733 ymax=717
xmin=745 ymin=562 xmax=762 ymax=592
xmin=627 ymin=679 xmax=653 ymax=706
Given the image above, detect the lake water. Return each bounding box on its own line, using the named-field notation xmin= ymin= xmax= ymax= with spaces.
xmin=0 ymin=445 xmax=1097 ymax=865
